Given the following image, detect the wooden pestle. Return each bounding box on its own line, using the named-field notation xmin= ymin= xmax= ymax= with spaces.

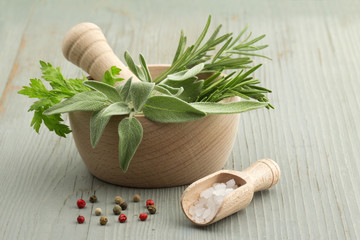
xmin=181 ymin=159 xmax=280 ymax=225
xmin=62 ymin=22 xmax=139 ymax=82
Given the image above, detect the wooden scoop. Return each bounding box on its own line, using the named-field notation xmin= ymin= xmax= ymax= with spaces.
xmin=62 ymin=22 xmax=139 ymax=82
xmin=181 ymin=158 xmax=280 ymax=226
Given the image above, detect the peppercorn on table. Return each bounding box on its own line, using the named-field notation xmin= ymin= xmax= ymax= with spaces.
xmin=1 ymin=0 xmax=360 ymax=239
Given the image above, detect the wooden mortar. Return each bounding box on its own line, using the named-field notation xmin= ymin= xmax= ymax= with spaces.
xmin=64 ymin=23 xmax=241 ymax=188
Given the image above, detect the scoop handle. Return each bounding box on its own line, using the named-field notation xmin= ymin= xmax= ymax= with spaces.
xmin=242 ymin=159 xmax=280 ymax=192
xmin=62 ymin=22 xmax=138 ymax=82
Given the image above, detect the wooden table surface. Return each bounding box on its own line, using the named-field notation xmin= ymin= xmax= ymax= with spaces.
xmin=1 ymin=0 xmax=359 ymax=239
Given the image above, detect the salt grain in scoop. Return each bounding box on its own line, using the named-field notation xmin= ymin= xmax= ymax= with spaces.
xmin=189 ymin=179 xmax=238 ymax=223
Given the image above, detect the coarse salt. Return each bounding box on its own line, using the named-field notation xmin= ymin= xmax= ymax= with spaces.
xmin=189 ymin=179 xmax=238 ymax=223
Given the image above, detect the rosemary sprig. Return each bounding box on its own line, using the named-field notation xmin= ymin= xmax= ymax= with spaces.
xmin=153 ymin=15 xmax=269 ymax=83
xmin=198 ymin=64 xmax=273 ymax=108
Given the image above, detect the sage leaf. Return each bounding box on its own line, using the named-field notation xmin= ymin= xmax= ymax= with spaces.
xmin=167 ymin=63 xmax=204 ymax=81
xmin=124 ymin=51 xmax=138 ymax=76
xmin=178 ymin=80 xmax=203 ymax=102
xmin=118 ymin=117 xmax=143 ymax=172
xmin=163 ymin=78 xmax=204 ymax=102
xmin=142 ymin=95 xmax=206 ymax=123
xmin=43 ymin=91 xmax=109 ymax=115
xmin=83 ymin=80 xmax=122 ymax=103
xmin=90 ymin=102 xmax=130 ymax=148
xmin=90 ymin=108 xmax=111 ymax=148
xmin=135 ymin=65 xmax=145 ymax=81
xmin=154 ymin=84 xmax=184 ymax=96
xmin=124 ymin=51 xmax=145 ymax=82
xmin=139 ymin=54 xmax=152 ymax=83
xmin=190 ymin=101 xmax=269 ymax=114
xmin=116 ymin=77 xmax=132 ymax=102
xmin=130 ymin=82 xmax=155 ymax=112
xmin=102 ymin=102 xmax=130 ymax=117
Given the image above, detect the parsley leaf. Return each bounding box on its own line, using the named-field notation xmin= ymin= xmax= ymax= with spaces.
xmin=19 ymin=62 xmax=125 ymax=138
xmin=18 ymin=61 xmax=91 ymax=137
xmin=102 ymin=66 xmax=124 ymax=86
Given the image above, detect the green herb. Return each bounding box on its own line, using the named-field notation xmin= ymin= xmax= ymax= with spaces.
xmin=18 ymin=62 xmax=124 ymax=137
xmin=83 ymin=80 xmax=123 ymax=103
xmin=142 ymin=95 xmax=207 ymax=123
xmin=190 ymin=101 xmax=269 ymax=114
xmin=43 ymin=91 xmax=110 ymax=115
xmin=18 ymin=61 xmax=90 ymax=137
xmin=198 ymin=64 xmax=273 ymax=106
xmin=39 ymin=76 xmax=160 ymax=171
xmin=19 ymin=16 xmax=272 ymax=172
xmin=102 ymin=66 xmax=125 ymax=86
xmin=153 ymin=15 xmax=269 ymax=84
xmin=148 ymin=15 xmax=272 ymax=107
xmin=118 ymin=117 xmax=143 ymax=171
xmin=129 ymin=82 xmax=155 ymax=112
xmin=90 ymin=108 xmax=113 ymax=147
xmin=124 ymin=52 xmax=152 ymax=83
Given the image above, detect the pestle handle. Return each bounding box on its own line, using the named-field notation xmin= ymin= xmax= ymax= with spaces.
xmin=62 ymin=22 xmax=139 ymax=82
xmin=242 ymin=158 xmax=280 ymax=192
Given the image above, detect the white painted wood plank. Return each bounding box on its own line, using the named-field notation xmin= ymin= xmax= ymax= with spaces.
xmin=0 ymin=1 xmax=36 ymax=113
xmin=0 ymin=0 xmax=360 ymax=239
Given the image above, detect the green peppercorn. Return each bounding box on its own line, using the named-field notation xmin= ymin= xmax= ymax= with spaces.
xmin=100 ymin=216 xmax=108 ymax=225
xmin=89 ymin=194 xmax=97 ymax=203
xmin=120 ymin=201 xmax=128 ymax=210
xmin=147 ymin=205 xmax=157 ymax=214
xmin=133 ymin=194 xmax=141 ymax=202
xmin=113 ymin=205 xmax=122 ymax=215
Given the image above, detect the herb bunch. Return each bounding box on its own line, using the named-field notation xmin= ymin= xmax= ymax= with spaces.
xmin=19 ymin=16 xmax=272 ymax=172
xmin=125 ymin=15 xmax=272 ymax=107
xmin=153 ymin=16 xmax=269 ymax=83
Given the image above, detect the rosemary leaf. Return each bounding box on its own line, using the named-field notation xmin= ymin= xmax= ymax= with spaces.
xmin=192 ymin=15 xmax=212 ymax=53
xmin=172 ymin=30 xmax=187 ymax=64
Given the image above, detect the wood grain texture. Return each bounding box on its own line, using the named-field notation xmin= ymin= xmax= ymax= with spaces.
xmin=0 ymin=0 xmax=360 ymax=239
xmin=62 ymin=22 xmax=138 ymax=82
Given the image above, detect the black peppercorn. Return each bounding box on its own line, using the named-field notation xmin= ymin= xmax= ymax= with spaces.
xmin=89 ymin=194 xmax=97 ymax=203
xmin=120 ymin=201 xmax=128 ymax=210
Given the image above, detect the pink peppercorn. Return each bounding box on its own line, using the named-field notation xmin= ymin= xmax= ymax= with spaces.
xmin=119 ymin=214 xmax=127 ymax=223
xmin=77 ymin=215 xmax=85 ymax=224
xmin=146 ymin=199 xmax=154 ymax=207
xmin=139 ymin=213 xmax=148 ymax=221
xmin=77 ymin=199 xmax=86 ymax=209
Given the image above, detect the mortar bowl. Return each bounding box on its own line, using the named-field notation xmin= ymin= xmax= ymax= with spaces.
xmin=69 ymin=65 xmax=240 ymax=188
